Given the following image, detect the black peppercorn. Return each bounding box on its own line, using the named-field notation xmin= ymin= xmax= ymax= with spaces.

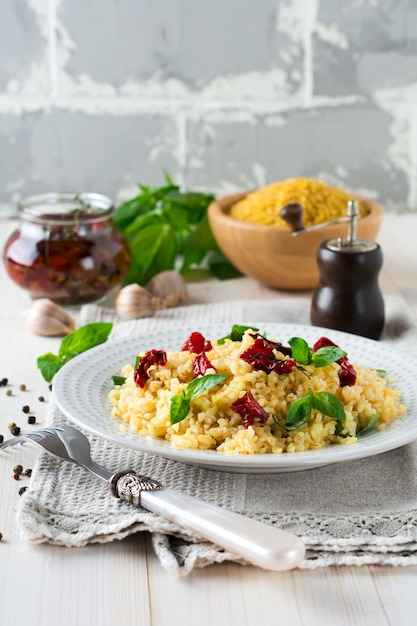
xmin=22 ymin=405 xmax=30 ymax=413
xmin=24 ymin=468 xmax=32 ymax=477
xmin=0 ymin=435 xmax=3 ymax=444
xmin=18 ymin=486 xmax=28 ymax=496
xmin=27 ymin=415 xmax=36 ymax=425
xmin=38 ymin=396 xmax=45 ymax=402
xmin=11 ymin=426 xmax=21 ymax=436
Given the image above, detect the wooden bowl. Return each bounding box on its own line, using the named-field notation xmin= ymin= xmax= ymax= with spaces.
xmin=208 ymin=191 xmax=383 ymax=290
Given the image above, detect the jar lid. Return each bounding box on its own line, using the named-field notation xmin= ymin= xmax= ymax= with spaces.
xmin=18 ymin=192 xmax=115 ymax=225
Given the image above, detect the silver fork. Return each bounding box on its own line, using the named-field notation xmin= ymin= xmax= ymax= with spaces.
xmin=1 ymin=423 xmax=305 ymax=571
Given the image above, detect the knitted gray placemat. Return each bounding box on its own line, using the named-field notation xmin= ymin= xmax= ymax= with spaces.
xmin=17 ymin=296 xmax=417 ymax=575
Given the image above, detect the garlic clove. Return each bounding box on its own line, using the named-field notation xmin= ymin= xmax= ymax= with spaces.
xmin=26 ymin=299 xmax=76 ymax=336
xmin=115 ymin=284 xmax=156 ymax=320
xmin=146 ymin=270 xmax=188 ymax=309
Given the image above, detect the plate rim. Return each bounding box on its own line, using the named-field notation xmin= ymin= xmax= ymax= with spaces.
xmin=52 ymin=321 xmax=417 ymax=472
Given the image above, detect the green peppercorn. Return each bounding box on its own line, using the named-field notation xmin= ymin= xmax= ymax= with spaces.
xmin=8 ymin=422 xmax=16 ymax=431
xmin=19 ymin=384 xmax=26 ymax=391
xmin=13 ymin=464 xmax=23 ymax=476
xmin=6 ymin=389 xmax=12 ymax=396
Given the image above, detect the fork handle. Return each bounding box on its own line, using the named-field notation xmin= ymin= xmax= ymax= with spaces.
xmin=110 ymin=470 xmax=305 ymax=571
xmin=141 ymin=487 xmax=305 ymax=571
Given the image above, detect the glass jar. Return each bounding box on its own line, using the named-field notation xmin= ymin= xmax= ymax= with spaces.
xmin=3 ymin=192 xmax=131 ymax=305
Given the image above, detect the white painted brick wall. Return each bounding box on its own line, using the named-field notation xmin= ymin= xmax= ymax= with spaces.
xmin=0 ymin=0 xmax=416 ymax=211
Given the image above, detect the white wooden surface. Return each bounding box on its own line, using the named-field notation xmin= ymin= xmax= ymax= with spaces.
xmin=0 ymin=215 xmax=417 ymax=626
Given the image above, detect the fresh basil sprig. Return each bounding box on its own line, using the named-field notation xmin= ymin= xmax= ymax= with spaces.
xmin=217 ymin=324 xmax=260 ymax=345
xmin=285 ymin=389 xmax=346 ymax=430
xmin=170 ymin=373 xmax=226 ymax=425
xmin=37 ymin=322 xmax=113 ymax=382
xmin=288 ymin=337 xmax=346 ymax=367
xmin=112 ymin=172 xmax=239 ymax=284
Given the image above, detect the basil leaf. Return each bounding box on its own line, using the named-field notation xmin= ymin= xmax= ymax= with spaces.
xmin=230 ymin=324 xmax=259 ymax=341
xmin=169 ymin=374 xmax=226 ymax=425
xmin=143 ymin=225 xmax=178 ymax=283
xmin=217 ymin=324 xmax=259 ymax=345
xmin=288 ymin=337 xmax=312 ymax=365
xmin=311 ymin=391 xmax=346 ymax=421
xmin=209 ymin=255 xmax=242 ymax=280
xmin=59 ymin=323 xmax=113 ymax=358
xmin=358 ymin=413 xmax=380 ymax=436
xmin=335 ymin=421 xmax=350 ymax=438
xmin=112 ymin=375 xmax=127 ymax=385
xmin=312 ymin=346 xmax=346 ymax=368
xmin=124 ymin=222 xmax=173 ymax=285
xmin=169 ymin=392 xmax=191 ymax=425
xmin=373 ymin=369 xmax=386 ymax=377
xmin=37 ymin=322 xmax=113 ymax=382
xmin=37 ymin=353 xmax=65 ymax=383
xmin=285 ymin=396 xmax=313 ymax=430
xmin=185 ymin=374 xmax=226 ymax=400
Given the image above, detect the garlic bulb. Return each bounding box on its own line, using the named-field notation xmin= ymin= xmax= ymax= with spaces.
xmin=147 ymin=270 xmax=188 ymax=309
xmin=115 ymin=284 xmax=157 ymax=320
xmin=26 ymin=298 xmax=76 ymax=336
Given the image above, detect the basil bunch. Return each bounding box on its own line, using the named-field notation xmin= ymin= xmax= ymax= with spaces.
xmin=112 ymin=172 xmax=240 ymax=285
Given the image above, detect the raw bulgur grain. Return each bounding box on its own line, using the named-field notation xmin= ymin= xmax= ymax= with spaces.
xmin=230 ymin=178 xmax=367 ymax=228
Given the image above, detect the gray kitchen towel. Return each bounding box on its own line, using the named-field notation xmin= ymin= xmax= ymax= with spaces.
xmin=17 ymin=296 xmax=417 ymax=575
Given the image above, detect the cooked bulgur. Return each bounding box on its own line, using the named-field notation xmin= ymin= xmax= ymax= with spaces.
xmin=230 ymin=177 xmax=367 ymax=228
xmin=108 ymin=331 xmax=404 ymax=455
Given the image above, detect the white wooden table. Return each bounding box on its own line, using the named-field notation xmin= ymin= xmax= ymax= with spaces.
xmin=1 ymin=215 xmax=417 ymax=626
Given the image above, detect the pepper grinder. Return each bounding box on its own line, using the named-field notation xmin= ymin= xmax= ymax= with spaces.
xmin=280 ymin=200 xmax=385 ymax=340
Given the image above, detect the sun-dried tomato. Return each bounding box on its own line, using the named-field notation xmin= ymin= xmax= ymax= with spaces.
xmin=192 ymin=352 xmax=215 ymax=378
xmin=337 ymin=356 xmax=357 ymax=387
xmin=134 ymin=349 xmax=167 ymax=388
xmin=181 ymin=331 xmax=212 ymax=353
xmin=250 ymin=334 xmax=292 ymax=356
xmin=230 ymin=390 xmax=269 ymax=429
xmin=312 ymin=336 xmax=336 ymax=352
xmin=240 ymin=337 xmax=296 ymax=375
xmin=312 ymin=336 xmax=357 ymax=387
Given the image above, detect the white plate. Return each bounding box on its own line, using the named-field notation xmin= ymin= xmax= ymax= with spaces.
xmin=53 ymin=322 xmax=417 ymax=473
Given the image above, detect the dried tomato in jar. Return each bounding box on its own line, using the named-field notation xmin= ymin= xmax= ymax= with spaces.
xmin=2 ymin=192 xmax=131 ymax=305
